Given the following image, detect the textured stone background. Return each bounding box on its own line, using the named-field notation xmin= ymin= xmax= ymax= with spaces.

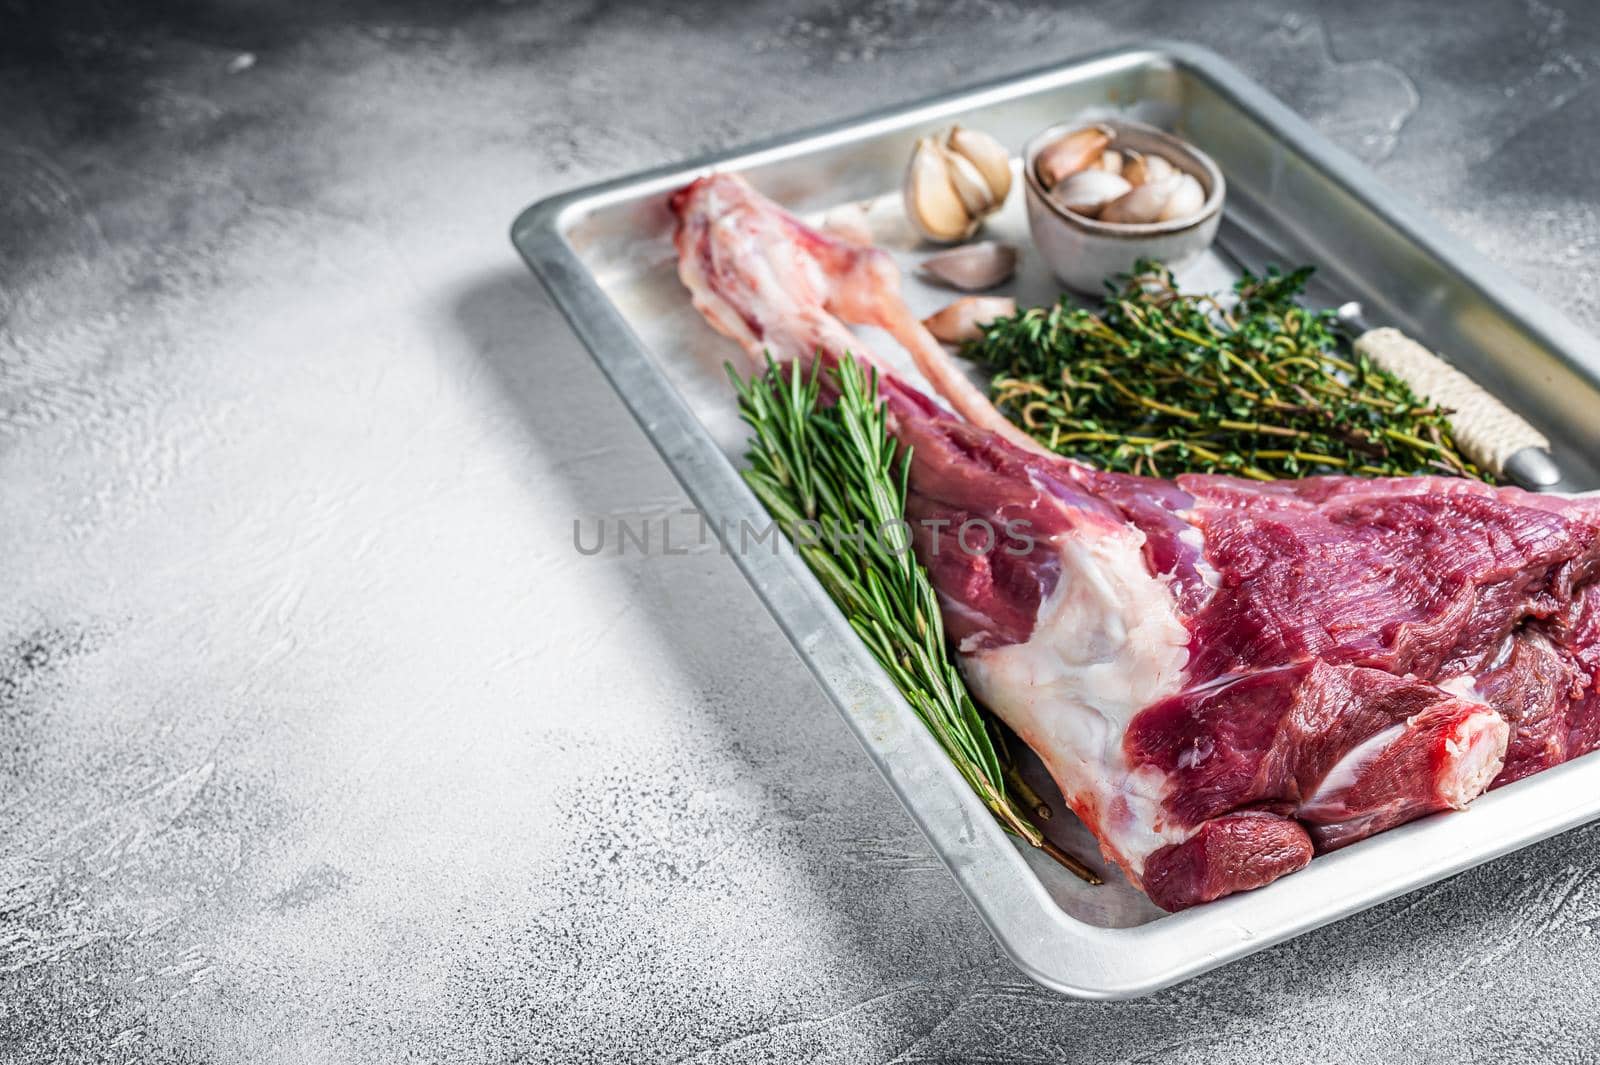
xmin=5 ymin=1 xmax=1600 ymax=1061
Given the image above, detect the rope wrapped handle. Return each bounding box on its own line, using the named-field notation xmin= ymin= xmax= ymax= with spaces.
xmin=1353 ymin=327 xmax=1551 ymax=480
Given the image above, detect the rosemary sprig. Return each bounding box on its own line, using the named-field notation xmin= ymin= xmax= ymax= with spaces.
xmin=732 ymin=354 xmax=1100 ymax=884
xmin=968 ymin=261 xmax=1490 ymax=482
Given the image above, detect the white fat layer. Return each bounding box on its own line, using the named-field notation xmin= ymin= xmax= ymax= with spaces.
xmin=1440 ymin=711 xmax=1509 ymax=807
xmin=1178 ymin=524 xmax=1221 ymax=590
xmin=958 ymin=521 xmax=1192 ymax=874
xmin=1300 ymin=723 xmax=1405 ymax=817
xmin=1303 ymin=706 xmax=1508 ymax=820
xmin=1438 ymin=673 xmax=1486 ymax=703
xmin=1487 ymin=632 xmax=1515 ymax=671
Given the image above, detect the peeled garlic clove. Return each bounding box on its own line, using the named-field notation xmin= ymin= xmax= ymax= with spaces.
xmin=1094 ymin=149 xmax=1123 ymax=176
xmin=946 ymin=126 xmax=1013 ymax=207
xmin=1050 ymin=169 xmax=1132 ymax=219
xmin=919 ymin=241 xmax=1019 ymax=291
xmin=1156 ymin=173 xmax=1205 ymax=222
xmin=942 ymin=144 xmax=998 ymax=218
xmin=923 ymin=296 xmax=1017 ymax=344
xmin=1121 ymin=150 xmax=1174 ymax=187
xmin=904 ymin=136 xmax=976 ymax=243
xmin=1036 ymin=125 xmax=1111 ymax=188
xmin=1124 ymin=151 xmax=1174 ymax=187
xmin=1099 ymin=174 xmax=1182 ymax=225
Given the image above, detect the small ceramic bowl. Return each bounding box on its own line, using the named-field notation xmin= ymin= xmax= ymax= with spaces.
xmin=1023 ymin=119 xmax=1226 ymax=293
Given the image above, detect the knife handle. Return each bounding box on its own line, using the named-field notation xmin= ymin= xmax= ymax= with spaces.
xmin=1353 ymin=327 xmax=1555 ymax=485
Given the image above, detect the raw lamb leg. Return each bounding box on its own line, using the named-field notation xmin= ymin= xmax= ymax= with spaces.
xmin=671 ymin=173 xmax=1600 ymax=910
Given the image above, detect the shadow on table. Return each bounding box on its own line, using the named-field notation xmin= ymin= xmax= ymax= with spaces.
xmin=448 ymin=263 xmax=1008 ymax=1051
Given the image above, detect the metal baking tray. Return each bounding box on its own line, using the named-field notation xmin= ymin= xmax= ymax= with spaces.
xmin=512 ymin=42 xmax=1600 ymax=998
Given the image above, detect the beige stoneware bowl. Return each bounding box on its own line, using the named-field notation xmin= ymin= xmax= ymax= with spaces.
xmin=1023 ymin=118 xmax=1226 ymax=293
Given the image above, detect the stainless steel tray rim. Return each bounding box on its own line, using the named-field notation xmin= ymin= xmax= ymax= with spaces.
xmin=512 ymin=44 xmax=1181 ymax=245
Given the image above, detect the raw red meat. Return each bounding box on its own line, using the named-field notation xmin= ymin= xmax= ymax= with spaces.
xmin=672 ymin=174 xmax=1600 ymax=910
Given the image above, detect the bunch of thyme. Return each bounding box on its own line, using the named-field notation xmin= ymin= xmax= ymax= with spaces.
xmin=732 ymin=353 xmax=1099 ymax=884
xmin=968 ymin=262 xmax=1488 ymax=482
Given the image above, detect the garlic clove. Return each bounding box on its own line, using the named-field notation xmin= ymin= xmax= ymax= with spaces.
xmin=922 ymin=296 xmax=1017 ymax=344
xmin=1036 ymin=125 xmax=1112 ymax=188
xmin=904 ymin=136 xmax=976 ymax=243
xmin=1049 ymin=169 xmax=1132 ymax=219
xmin=946 ymin=126 xmax=1013 ymax=207
xmin=1121 ymin=150 xmax=1174 ymax=187
xmin=1142 ymin=153 xmax=1175 ymax=185
xmin=1120 ymin=149 xmax=1145 ymax=186
xmin=1099 ymin=173 xmax=1182 ymax=225
xmin=1121 ymin=150 xmax=1146 ymax=186
xmin=918 ymin=241 xmax=1019 ymax=291
xmin=942 ymin=144 xmax=998 ymax=219
xmin=1094 ymin=149 xmax=1124 ymax=176
xmin=1156 ymin=173 xmax=1205 ymax=222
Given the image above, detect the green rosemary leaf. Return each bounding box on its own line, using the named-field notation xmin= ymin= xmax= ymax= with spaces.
xmin=733 ymin=353 xmax=1099 ymax=884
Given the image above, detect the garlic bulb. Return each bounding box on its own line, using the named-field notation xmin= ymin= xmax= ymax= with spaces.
xmin=903 ymin=127 xmax=1013 ymax=244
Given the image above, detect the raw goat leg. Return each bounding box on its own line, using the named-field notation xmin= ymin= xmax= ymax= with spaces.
xmin=672 ymin=173 xmax=1600 ymax=910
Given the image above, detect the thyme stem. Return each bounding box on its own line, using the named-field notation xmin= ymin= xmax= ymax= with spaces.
xmin=967 ymin=261 xmax=1489 ymax=482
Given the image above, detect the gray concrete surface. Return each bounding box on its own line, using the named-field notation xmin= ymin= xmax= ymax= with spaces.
xmin=5 ymin=1 xmax=1600 ymax=1061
